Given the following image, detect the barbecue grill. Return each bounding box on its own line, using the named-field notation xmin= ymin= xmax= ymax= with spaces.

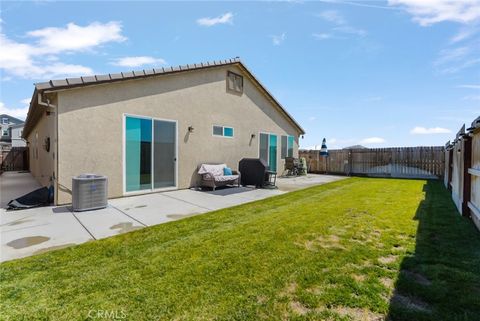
xmin=238 ymin=158 xmax=277 ymax=188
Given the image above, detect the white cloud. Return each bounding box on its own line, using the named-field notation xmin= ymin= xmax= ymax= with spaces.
xmin=312 ymin=33 xmax=333 ymax=40
xmin=410 ymin=126 xmax=451 ymax=134
xmin=27 ymin=21 xmax=126 ymax=54
xmin=450 ymin=26 xmax=480 ymax=43
xmin=271 ymin=33 xmax=286 ymax=45
xmin=308 ymin=116 xmax=316 ymax=121
xmin=20 ymin=98 xmax=31 ymax=105
xmin=457 ymin=84 xmax=480 ymax=89
xmin=463 ymin=95 xmax=480 ymax=101
xmin=388 ymin=0 xmax=480 ymax=26
xmin=317 ymin=10 xmax=346 ymax=25
xmin=0 ymin=101 xmax=29 ymax=120
xmin=0 ymin=21 xmax=126 ymax=80
xmin=360 ymin=137 xmax=386 ymax=144
xmin=364 ymin=96 xmax=383 ymax=102
xmin=197 ymin=12 xmax=233 ymax=27
xmin=333 ymin=26 xmax=367 ymax=37
xmin=315 ymin=9 xmax=367 ymax=38
xmin=433 ymin=46 xmax=480 ymax=74
xmin=111 ymin=56 xmax=166 ymax=68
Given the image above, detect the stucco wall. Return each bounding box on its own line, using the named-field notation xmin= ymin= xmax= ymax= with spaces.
xmin=27 ymin=106 xmax=56 ymax=188
xmin=56 ymin=65 xmax=301 ymax=204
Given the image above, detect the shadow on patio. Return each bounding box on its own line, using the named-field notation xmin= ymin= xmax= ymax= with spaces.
xmin=387 ymin=180 xmax=480 ymax=320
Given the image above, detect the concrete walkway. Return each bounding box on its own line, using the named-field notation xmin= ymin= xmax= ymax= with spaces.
xmin=0 ymin=171 xmax=41 ymax=208
xmin=0 ymin=173 xmax=346 ymax=262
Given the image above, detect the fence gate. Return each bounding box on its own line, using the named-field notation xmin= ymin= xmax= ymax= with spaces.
xmin=0 ymin=147 xmax=29 ymax=171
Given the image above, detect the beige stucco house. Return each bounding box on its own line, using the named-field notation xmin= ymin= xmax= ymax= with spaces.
xmin=22 ymin=58 xmax=305 ymax=205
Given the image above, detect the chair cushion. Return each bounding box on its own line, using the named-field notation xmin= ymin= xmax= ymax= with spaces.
xmin=223 ymin=167 xmax=233 ymax=175
xmin=198 ymin=164 xmax=226 ymax=177
xmin=213 ymin=175 xmax=239 ymax=182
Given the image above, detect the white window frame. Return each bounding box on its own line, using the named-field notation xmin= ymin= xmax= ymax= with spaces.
xmin=1 ymin=118 xmax=8 ymax=125
xmin=122 ymin=113 xmax=179 ymax=196
xmin=2 ymin=129 xmax=8 ymax=136
xmin=212 ymin=125 xmax=234 ymax=138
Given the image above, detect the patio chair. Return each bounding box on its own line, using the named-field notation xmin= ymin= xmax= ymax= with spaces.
xmin=284 ymin=157 xmax=299 ymax=176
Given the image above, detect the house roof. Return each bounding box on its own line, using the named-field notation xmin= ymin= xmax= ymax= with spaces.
xmin=25 ymin=58 xmax=305 ymax=136
xmin=0 ymin=114 xmax=24 ymax=125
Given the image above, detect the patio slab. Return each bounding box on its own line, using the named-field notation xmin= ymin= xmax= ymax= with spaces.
xmin=73 ymin=206 xmax=145 ymax=239
xmin=109 ymin=192 xmax=208 ymax=226
xmin=1 ymin=206 xmax=93 ymax=261
xmin=276 ymin=174 xmax=347 ymax=191
xmin=164 ymin=188 xmax=264 ymax=211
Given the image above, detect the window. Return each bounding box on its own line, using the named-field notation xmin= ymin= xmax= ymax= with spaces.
xmin=213 ymin=125 xmax=234 ymax=138
xmin=281 ymin=136 xmax=287 ymax=159
xmin=227 ymin=71 xmax=243 ymax=94
xmin=2 ymin=129 xmax=8 ymax=136
xmin=1 ymin=118 xmax=8 ymax=125
xmin=281 ymin=135 xmax=295 ymax=159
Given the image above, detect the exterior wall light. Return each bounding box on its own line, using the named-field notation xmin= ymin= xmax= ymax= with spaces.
xmin=251 ymin=134 xmax=256 ymax=138
xmin=188 ymin=126 xmax=194 ymax=133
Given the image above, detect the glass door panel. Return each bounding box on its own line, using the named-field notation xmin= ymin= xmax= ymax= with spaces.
xmin=153 ymin=120 xmax=176 ymax=188
xmin=125 ymin=116 xmax=152 ymax=192
xmin=259 ymin=133 xmax=269 ymax=164
xmin=269 ymin=134 xmax=277 ymax=171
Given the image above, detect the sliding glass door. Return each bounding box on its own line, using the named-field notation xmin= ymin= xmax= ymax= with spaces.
xmin=153 ymin=120 xmax=176 ymax=188
xmin=125 ymin=117 xmax=152 ymax=192
xmin=125 ymin=115 xmax=176 ymax=193
xmin=259 ymin=133 xmax=277 ymax=172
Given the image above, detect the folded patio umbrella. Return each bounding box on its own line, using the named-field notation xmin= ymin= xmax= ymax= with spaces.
xmin=7 ymin=187 xmax=50 ymax=210
xmin=320 ymin=138 xmax=329 ymax=156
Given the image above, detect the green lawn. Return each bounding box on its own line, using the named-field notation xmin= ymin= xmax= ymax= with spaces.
xmin=1 ymin=178 xmax=479 ymax=321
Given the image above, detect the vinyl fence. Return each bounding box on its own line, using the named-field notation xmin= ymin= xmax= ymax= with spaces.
xmin=300 ymin=146 xmax=445 ymax=179
xmin=445 ymin=116 xmax=480 ymax=231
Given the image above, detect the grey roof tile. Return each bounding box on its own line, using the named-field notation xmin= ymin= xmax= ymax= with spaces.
xmin=66 ymin=77 xmax=83 ymax=85
xmin=109 ymin=73 xmax=123 ymax=80
xmin=95 ymin=74 xmax=111 ymax=81
xmin=121 ymin=71 xmax=134 ymax=78
xmin=144 ymin=69 xmax=155 ymax=75
xmin=81 ymin=76 xmax=96 ymax=83
xmin=51 ymin=79 xmax=68 ymax=87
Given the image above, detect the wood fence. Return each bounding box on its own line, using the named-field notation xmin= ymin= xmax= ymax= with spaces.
xmin=300 ymin=146 xmax=445 ymax=179
xmin=0 ymin=147 xmax=29 ymax=172
xmin=445 ymin=116 xmax=480 ymax=231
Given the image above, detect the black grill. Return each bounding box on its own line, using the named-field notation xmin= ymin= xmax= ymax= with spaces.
xmin=238 ymin=158 xmax=276 ymax=188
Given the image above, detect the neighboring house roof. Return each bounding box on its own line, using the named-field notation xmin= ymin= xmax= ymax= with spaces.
xmin=0 ymin=114 xmax=24 ymax=125
xmin=10 ymin=123 xmax=25 ymax=129
xmin=24 ymin=58 xmax=305 ymax=137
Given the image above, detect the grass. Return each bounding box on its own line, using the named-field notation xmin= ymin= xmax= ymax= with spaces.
xmin=1 ymin=178 xmax=479 ymax=320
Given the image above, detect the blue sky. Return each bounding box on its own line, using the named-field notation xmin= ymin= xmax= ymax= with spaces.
xmin=1 ymin=0 xmax=479 ymax=149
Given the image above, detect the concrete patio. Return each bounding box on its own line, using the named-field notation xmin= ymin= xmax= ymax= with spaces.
xmin=0 ymin=172 xmax=346 ymax=262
